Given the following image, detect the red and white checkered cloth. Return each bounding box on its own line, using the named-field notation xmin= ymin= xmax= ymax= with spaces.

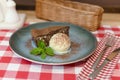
xmin=77 ymin=33 xmax=120 ymax=80
xmin=0 ymin=24 xmax=120 ymax=80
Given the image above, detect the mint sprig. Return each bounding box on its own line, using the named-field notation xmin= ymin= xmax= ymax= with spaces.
xmin=30 ymin=40 xmax=54 ymax=59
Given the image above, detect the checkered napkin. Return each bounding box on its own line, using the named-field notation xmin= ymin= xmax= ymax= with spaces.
xmin=77 ymin=33 xmax=120 ymax=80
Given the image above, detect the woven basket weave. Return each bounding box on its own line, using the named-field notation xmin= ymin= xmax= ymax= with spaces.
xmin=36 ymin=0 xmax=104 ymax=31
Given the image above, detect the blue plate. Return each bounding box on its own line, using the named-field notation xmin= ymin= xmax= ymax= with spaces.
xmin=9 ymin=22 xmax=97 ymax=65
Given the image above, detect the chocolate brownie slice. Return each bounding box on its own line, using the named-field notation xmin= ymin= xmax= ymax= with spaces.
xmin=31 ymin=26 xmax=70 ymax=46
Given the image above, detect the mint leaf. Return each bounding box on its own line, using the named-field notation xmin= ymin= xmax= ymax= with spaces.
xmin=30 ymin=48 xmax=42 ymax=55
xmin=37 ymin=40 xmax=46 ymax=49
xmin=46 ymin=47 xmax=54 ymax=56
xmin=41 ymin=52 xmax=47 ymax=59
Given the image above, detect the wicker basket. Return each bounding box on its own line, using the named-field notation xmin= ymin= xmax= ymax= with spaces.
xmin=36 ymin=0 xmax=104 ymax=31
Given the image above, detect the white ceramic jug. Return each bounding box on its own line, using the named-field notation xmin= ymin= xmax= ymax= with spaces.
xmin=0 ymin=0 xmax=7 ymax=13
xmin=5 ymin=0 xmax=19 ymax=23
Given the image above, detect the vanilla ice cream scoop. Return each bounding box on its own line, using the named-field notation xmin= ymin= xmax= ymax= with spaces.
xmin=49 ymin=33 xmax=71 ymax=55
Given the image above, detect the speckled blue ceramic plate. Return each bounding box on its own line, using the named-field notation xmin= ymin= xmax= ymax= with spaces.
xmin=9 ymin=22 xmax=97 ymax=65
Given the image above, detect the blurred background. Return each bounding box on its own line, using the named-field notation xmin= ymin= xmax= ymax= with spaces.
xmin=14 ymin=0 xmax=120 ymax=13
